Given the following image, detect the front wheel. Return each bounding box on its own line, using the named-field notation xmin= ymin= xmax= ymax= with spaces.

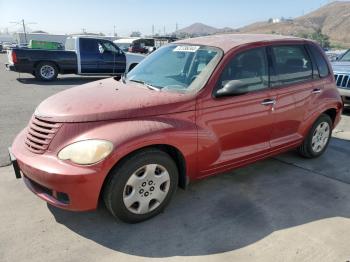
xmin=297 ymin=114 xmax=332 ymax=158
xmin=35 ymin=62 xmax=58 ymax=81
xmin=103 ymin=149 xmax=178 ymax=223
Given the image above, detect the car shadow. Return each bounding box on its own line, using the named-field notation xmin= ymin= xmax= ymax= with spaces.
xmin=48 ymin=140 xmax=350 ymax=257
xmin=16 ymin=76 xmax=108 ymax=86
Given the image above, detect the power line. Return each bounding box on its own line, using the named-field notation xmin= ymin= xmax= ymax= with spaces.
xmin=10 ymin=19 xmax=36 ymax=43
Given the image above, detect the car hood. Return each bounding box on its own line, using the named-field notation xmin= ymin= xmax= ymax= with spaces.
xmin=331 ymin=61 xmax=350 ymax=73
xmin=34 ymin=78 xmax=195 ymax=123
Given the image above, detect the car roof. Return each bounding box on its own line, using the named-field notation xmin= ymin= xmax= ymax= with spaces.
xmin=175 ymin=34 xmax=305 ymax=53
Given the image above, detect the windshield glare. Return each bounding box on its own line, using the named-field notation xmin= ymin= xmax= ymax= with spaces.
xmin=127 ymin=44 xmax=222 ymax=92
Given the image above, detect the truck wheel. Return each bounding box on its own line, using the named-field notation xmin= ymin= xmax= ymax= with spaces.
xmin=297 ymin=114 xmax=332 ymax=158
xmin=35 ymin=62 xmax=58 ymax=81
xmin=103 ymin=148 xmax=178 ymax=223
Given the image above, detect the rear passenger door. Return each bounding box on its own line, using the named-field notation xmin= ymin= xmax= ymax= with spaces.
xmin=268 ymin=44 xmax=314 ymax=149
xmin=79 ymin=38 xmax=99 ymax=74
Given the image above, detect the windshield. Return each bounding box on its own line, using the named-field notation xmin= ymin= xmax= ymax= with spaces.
xmin=339 ymin=50 xmax=350 ymax=62
xmin=127 ymin=44 xmax=223 ymax=93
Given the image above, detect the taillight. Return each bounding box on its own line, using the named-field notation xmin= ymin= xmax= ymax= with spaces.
xmin=12 ymin=51 xmax=17 ymax=64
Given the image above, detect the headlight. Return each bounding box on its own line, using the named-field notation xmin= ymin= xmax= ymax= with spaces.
xmin=58 ymin=140 xmax=113 ymax=165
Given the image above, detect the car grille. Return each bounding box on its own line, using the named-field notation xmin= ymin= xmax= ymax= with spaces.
xmin=334 ymin=74 xmax=350 ymax=89
xmin=25 ymin=116 xmax=61 ymax=154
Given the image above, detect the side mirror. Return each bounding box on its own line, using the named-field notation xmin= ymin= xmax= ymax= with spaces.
xmin=215 ymin=80 xmax=248 ymax=97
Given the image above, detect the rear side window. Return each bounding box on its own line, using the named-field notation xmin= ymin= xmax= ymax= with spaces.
xmin=218 ymin=47 xmax=268 ymax=93
xmin=307 ymin=44 xmax=330 ymax=78
xmin=79 ymin=38 xmax=99 ymax=53
xmin=65 ymin=38 xmax=75 ymax=51
xmin=271 ymin=45 xmax=313 ymax=86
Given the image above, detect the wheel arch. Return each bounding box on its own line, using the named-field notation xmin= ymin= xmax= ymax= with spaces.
xmin=33 ymin=60 xmax=60 ymax=74
xmin=322 ymin=108 xmax=337 ymax=125
xmin=100 ymin=144 xmax=188 ymax=202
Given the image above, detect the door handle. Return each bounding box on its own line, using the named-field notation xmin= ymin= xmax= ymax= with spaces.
xmin=312 ymin=88 xmax=322 ymax=94
xmin=261 ymin=99 xmax=276 ymax=106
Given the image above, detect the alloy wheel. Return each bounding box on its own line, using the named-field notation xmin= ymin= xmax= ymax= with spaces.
xmin=123 ymin=164 xmax=170 ymax=214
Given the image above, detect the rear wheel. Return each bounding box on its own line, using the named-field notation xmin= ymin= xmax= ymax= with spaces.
xmin=35 ymin=62 xmax=58 ymax=81
xmin=103 ymin=149 xmax=178 ymax=223
xmin=297 ymin=114 xmax=332 ymax=158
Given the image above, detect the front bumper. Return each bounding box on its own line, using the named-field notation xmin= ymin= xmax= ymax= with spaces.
xmin=10 ymin=129 xmax=108 ymax=211
xmin=338 ymin=88 xmax=350 ymax=104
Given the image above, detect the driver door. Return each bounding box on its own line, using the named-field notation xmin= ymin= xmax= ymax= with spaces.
xmin=98 ymin=40 xmax=126 ymax=74
xmin=196 ymin=47 xmax=275 ymax=176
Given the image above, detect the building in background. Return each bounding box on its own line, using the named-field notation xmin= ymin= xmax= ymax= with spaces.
xmin=14 ymin=32 xmax=68 ymax=45
xmin=0 ymin=34 xmax=15 ymax=43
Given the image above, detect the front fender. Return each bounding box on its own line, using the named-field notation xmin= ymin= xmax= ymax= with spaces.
xmin=50 ymin=112 xmax=198 ymax=183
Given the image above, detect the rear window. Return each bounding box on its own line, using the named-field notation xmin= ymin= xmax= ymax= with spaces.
xmin=271 ymin=45 xmax=313 ymax=86
xmin=307 ymin=44 xmax=330 ymax=78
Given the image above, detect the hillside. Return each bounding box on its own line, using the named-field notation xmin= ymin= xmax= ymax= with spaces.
xmin=175 ymin=23 xmax=221 ymax=36
xmin=176 ymin=1 xmax=350 ymax=47
xmin=238 ymin=1 xmax=350 ymax=47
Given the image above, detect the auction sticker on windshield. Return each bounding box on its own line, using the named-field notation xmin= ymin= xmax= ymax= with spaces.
xmin=173 ymin=45 xmax=200 ymax=52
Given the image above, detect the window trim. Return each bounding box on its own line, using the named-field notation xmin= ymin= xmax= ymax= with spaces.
xmin=267 ymin=44 xmax=315 ymax=89
xmin=305 ymin=43 xmax=330 ymax=79
xmin=213 ymin=46 xmax=270 ymax=98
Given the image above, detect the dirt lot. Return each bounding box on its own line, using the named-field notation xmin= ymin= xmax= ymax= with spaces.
xmin=0 ymin=53 xmax=350 ymax=262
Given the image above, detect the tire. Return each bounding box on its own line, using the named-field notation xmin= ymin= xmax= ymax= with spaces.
xmin=297 ymin=114 xmax=333 ymax=158
xmin=35 ymin=62 xmax=58 ymax=81
xmin=103 ymin=148 xmax=178 ymax=223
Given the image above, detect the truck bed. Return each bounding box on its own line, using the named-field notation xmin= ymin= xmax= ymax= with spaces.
xmin=8 ymin=48 xmax=78 ymax=75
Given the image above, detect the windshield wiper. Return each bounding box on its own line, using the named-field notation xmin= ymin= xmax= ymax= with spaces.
xmin=129 ymin=79 xmax=161 ymax=91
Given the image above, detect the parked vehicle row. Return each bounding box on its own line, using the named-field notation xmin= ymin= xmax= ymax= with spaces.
xmin=5 ymin=36 xmax=145 ymax=81
xmin=9 ymin=34 xmax=343 ymax=223
xmin=331 ymin=49 xmax=350 ymax=105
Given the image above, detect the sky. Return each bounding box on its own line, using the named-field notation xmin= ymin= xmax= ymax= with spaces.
xmin=0 ymin=0 xmax=339 ymax=36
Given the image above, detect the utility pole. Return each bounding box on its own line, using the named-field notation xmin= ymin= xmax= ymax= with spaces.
xmin=113 ymin=25 xmax=117 ymax=36
xmin=21 ymin=19 xmax=27 ymax=43
xmin=176 ymin=22 xmax=178 ymax=32
xmin=152 ymin=24 xmax=155 ymax=36
xmin=163 ymin=25 xmax=166 ymax=36
xmin=10 ymin=19 xmax=36 ymax=44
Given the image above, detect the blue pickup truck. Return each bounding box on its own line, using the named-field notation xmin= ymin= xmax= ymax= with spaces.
xmin=5 ymin=36 xmax=144 ymax=81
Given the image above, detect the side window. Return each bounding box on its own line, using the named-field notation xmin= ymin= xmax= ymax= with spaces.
xmin=218 ymin=48 xmax=268 ymax=93
xmin=271 ymin=45 xmax=313 ymax=85
xmin=79 ymin=38 xmax=99 ymax=53
xmin=100 ymin=41 xmax=120 ymax=53
xmin=307 ymin=44 xmax=330 ymax=78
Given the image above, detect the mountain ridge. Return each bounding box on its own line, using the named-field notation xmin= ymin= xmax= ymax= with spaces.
xmin=176 ymin=1 xmax=350 ymax=47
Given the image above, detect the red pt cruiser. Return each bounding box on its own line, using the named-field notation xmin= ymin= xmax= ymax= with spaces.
xmin=10 ymin=34 xmax=343 ymax=223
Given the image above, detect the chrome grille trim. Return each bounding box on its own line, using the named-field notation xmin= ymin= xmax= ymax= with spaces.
xmin=25 ymin=116 xmax=61 ymax=154
xmin=334 ymin=73 xmax=350 ymax=89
